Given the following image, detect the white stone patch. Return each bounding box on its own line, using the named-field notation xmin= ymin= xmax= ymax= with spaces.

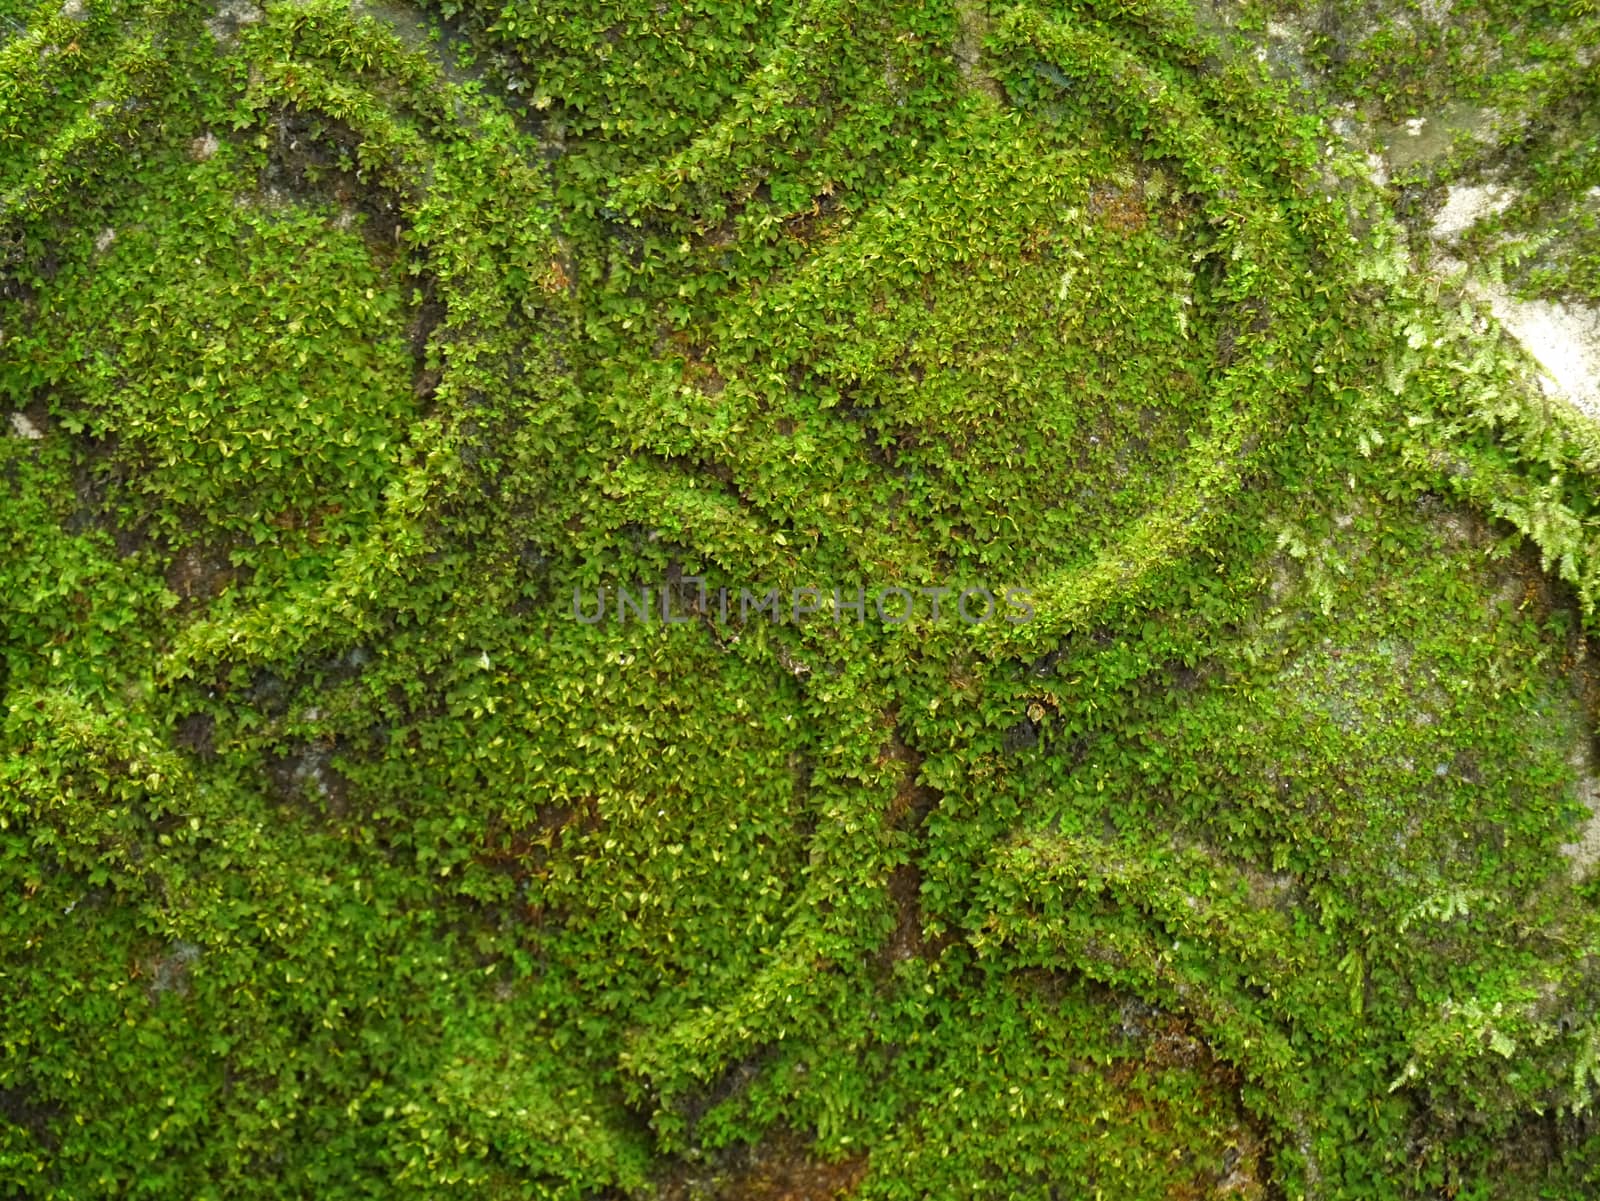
xmin=1561 ymin=739 xmax=1600 ymax=880
xmin=94 ymin=227 xmax=115 ymax=254
xmin=206 ymin=0 xmax=263 ymax=44
xmin=1365 ymin=152 xmax=1389 ymax=188
xmin=190 ymin=131 xmax=219 ymax=162
xmin=1428 ymin=185 xmax=1600 ymax=422
xmin=9 ymin=412 xmax=43 ymax=439
xmin=1473 ymin=285 xmax=1600 ymax=420
xmin=1431 ymin=183 xmax=1515 ymax=240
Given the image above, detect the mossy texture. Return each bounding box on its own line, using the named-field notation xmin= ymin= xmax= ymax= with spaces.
xmin=4 ymin=1 xmax=1600 ymax=1197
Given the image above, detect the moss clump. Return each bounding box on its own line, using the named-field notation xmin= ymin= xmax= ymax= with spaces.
xmin=4 ymin=1 xmax=1600 ymax=1197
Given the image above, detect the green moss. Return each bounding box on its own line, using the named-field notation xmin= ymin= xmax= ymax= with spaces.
xmin=4 ymin=0 xmax=1600 ymax=1197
